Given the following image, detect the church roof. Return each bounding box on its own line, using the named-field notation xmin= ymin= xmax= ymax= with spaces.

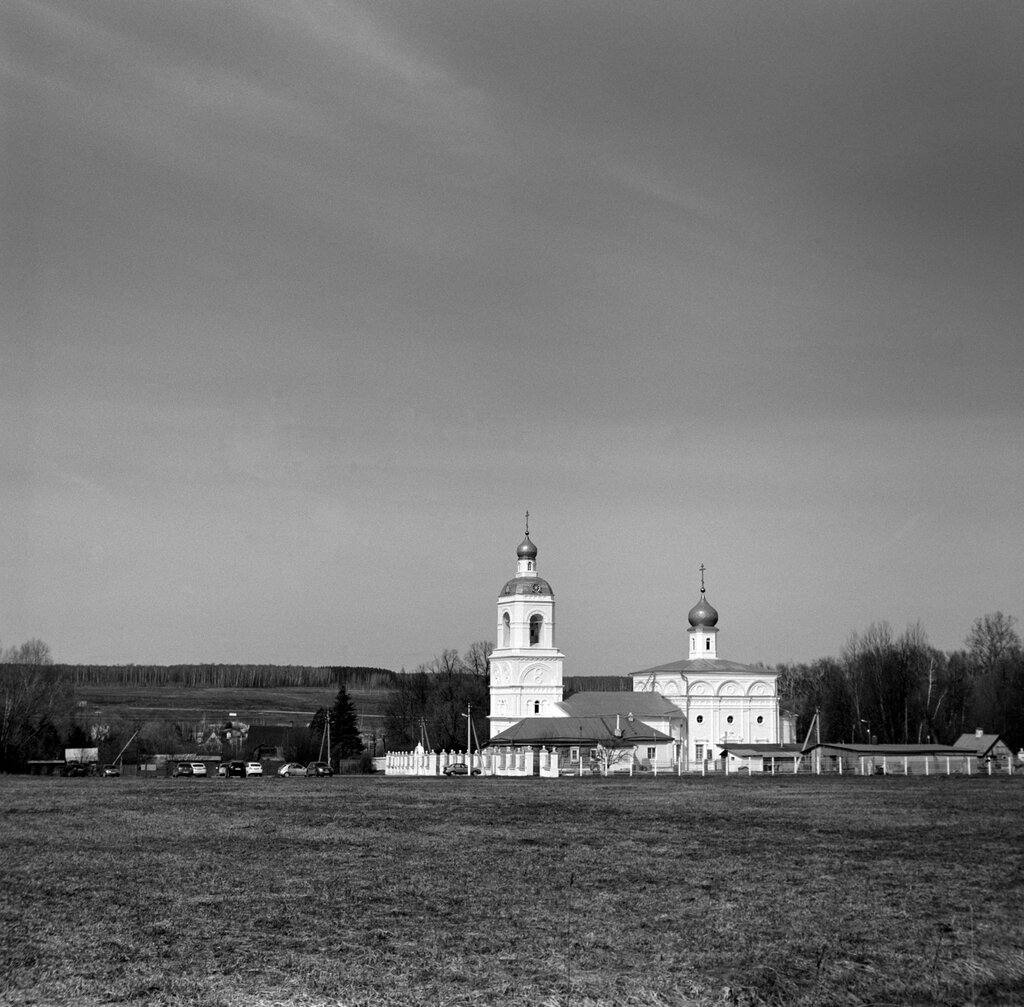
xmin=631 ymin=658 xmax=768 ymax=678
xmin=558 ymin=692 xmax=682 ymax=718
xmin=486 ymin=715 xmax=672 ymax=748
xmin=499 ymin=576 xmax=554 ymax=598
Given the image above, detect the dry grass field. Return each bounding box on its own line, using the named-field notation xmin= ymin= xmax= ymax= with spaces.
xmin=2 ymin=774 xmax=1022 ymax=1007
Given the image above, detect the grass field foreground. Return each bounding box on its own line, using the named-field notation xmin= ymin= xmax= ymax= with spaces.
xmin=2 ymin=775 xmax=1023 ymax=1006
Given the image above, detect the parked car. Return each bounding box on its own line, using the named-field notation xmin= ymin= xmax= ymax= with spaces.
xmin=306 ymin=762 xmax=333 ymax=777
xmin=217 ymin=763 xmax=229 ymax=776
xmin=245 ymin=761 xmax=263 ymax=777
xmin=224 ymin=760 xmax=247 ymax=777
xmin=101 ymin=764 xmax=121 ymax=777
xmin=277 ymin=762 xmax=307 ymax=777
xmin=442 ymin=762 xmax=481 ymax=776
xmin=173 ymin=762 xmax=194 ymax=777
xmin=62 ymin=761 xmax=90 ymax=777
xmin=190 ymin=762 xmax=208 ymax=777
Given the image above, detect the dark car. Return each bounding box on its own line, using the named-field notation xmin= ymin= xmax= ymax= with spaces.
xmin=101 ymin=764 xmax=121 ymax=777
xmin=224 ymin=760 xmax=247 ymax=777
xmin=306 ymin=762 xmax=334 ymax=777
xmin=62 ymin=762 xmax=90 ymax=777
xmin=173 ymin=762 xmax=194 ymax=777
xmin=442 ymin=763 xmax=481 ymax=776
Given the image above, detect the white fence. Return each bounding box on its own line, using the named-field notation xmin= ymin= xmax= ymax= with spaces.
xmin=385 ymin=746 xmax=553 ymax=777
xmin=386 ymin=745 xmax=1020 ymax=779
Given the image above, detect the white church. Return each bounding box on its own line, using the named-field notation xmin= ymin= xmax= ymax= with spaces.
xmin=487 ymin=522 xmax=794 ymax=769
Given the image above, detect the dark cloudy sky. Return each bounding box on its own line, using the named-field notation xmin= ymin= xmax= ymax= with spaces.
xmin=3 ymin=1 xmax=1022 ymax=673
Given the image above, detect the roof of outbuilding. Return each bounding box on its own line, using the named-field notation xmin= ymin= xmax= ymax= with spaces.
xmin=718 ymin=744 xmax=805 ymax=758
xmin=557 ymin=691 xmax=682 ymax=717
xmin=486 ymin=715 xmax=673 ymax=748
xmin=952 ymin=733 xmax=1003 ymax=755
xmin=804 ymin=743 xmax=963 ymax=755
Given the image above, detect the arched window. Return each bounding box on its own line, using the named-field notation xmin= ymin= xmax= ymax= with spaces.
xmin=705 ymin=638 xmax=712 ymax=651
xmin=502 ymin=612 xmax=510 ymax=647
xmin=529 ymin=614 xmax=542 ymax=646
xmin=533 ymin=700 xmax=541 ymax=714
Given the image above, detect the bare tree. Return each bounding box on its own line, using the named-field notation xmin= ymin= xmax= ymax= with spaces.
xmin=1 ymin=639 xmax=53 ymax=665
xmin=1 ymin=646 xmax=70 ymax=770
xmin=965 ymin=613 xmax=1022 ymax=673
xmin=462 ymin=641 xmax=493 ymax=679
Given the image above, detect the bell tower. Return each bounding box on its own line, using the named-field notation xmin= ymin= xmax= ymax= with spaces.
xmin=488 ymin=514 xmax=565 ymax=737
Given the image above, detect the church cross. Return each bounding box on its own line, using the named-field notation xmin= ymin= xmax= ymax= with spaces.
xmin=699 ymin=563 xmax=706 ymax=594
xmin=525 ymin=510 xmax=530 ymax=535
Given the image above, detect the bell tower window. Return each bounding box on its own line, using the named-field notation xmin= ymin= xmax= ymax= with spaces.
xmin=529 ymin=614 xmax=542 ymax=646
xmin=502 ymin=612 xmax=510 ymax=647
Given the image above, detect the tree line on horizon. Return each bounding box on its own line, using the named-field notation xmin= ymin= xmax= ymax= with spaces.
xmin=2 ymin=611 xmax=1022 ymax=769
xmin=779 ymin=612 xmax=1024 ymax=750
xmin=52 ymin=664 xmax=397 ymax=689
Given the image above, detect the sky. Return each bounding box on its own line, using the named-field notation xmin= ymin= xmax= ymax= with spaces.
xmin=3 ymin=0 xmax=1022 ymax=675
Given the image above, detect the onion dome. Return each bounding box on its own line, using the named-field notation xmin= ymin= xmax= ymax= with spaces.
xmin=688 ymin=593 xmax=719 ymax=628
xmin=517 ymin=534 xmax=538 ymax=559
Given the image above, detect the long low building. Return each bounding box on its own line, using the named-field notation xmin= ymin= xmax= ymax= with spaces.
xmin=795 ymin=742 xmax=987 ymax=775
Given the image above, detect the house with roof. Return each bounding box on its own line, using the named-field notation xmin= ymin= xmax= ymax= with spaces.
xmin=488 ymin=690 xmax=682 ymax=770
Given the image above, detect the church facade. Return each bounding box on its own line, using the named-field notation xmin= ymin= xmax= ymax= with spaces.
xmin=487 ymin=525 xmax=789 ymax=769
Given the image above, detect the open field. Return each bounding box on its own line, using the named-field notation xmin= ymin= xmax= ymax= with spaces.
xmin=2 ymin=776 xmax=1022 ymax=1007
xmin=75 ymin=685 xmax=391 ymax=728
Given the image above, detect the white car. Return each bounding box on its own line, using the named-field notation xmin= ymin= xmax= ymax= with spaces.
xmin=277 ymin=762 xmax=307 ymax=777
xmin=245 ymin=761 xmax=263 ymax=777
xmin=190 ymin=762 xmax=208 ymax=777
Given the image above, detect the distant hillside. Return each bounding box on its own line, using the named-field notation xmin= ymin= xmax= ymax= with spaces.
xmin=56 ymin=667 xmax=628 ymax=732
xmin=54 ymin=664 xmax=396 ymax=689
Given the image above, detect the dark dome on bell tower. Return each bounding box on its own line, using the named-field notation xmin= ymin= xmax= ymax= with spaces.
xmin=687 ymin=594 xmax=719 ymax=628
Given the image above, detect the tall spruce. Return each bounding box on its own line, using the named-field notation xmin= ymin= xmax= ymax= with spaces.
xmin=331 ymin=683 xmax=364 ymax=758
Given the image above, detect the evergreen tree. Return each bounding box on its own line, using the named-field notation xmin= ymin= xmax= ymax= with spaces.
xmin=330 ymin=684 xmax=364 ymax=758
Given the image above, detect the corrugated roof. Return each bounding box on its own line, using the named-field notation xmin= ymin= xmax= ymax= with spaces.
xmin=952 ymin=733 xmax=1003 ymax=755
xmin=805 ymin=743 xmax=963 ymax=756
xmin=557 ymin=691 xmax=681 ymax=717
xmin=719 ymin=744 xmax=805 ymax=758
xmin=486 ymin=715 xmax=673 ymax=747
